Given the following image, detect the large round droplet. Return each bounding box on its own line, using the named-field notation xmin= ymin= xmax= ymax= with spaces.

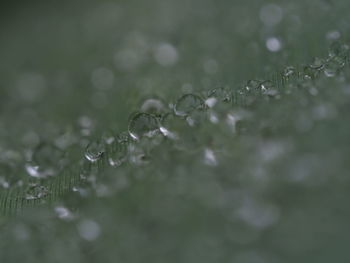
xmin=85 ymin=140 xmax=105 ymax=163
xmin=174 ymin=94 xmax=204 ymax=117
xmin=128 ymin=112 xmax=159 ymax=140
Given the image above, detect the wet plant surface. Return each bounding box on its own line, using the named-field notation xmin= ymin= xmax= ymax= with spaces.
xmin=1 ymin=0 xmax=350 ymax=262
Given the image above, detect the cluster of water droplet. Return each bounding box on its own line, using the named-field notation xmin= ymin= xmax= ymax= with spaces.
xmin=1 ymin=40 xmax=348 ymax=211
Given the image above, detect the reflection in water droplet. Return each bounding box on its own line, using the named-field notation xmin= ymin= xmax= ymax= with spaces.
xmin=174 ymin=94 xmax=204 ymax=117
xmin=128 ymin=112 xmax=159 ymax=140
xmin=85 ymin=141 xmax=105 ymax=162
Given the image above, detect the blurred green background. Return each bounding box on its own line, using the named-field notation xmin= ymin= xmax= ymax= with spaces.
xmin=1 ymin=0 xmax=350 ymax=262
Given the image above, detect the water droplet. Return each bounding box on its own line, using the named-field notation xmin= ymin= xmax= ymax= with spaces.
xmin=324 ymin=56 xmax=345 ymax=77
xmin=140 ymin=97 xmax=165 ymax=115
xmin=102 ymin=130 xmax=116 ymax=145
xmin=303 ymin=66 xmax=318 ymax=79
xmin=328 ymin=41 xmax=349 ymax=58
xmin=25 ymin=183 xmax=49 ymax=200
xmin=128 ymin=143 xmax=150 ymax=165
xmin=26 ymin=143 xmax=65 ymax=178
xmin=108 ymin=136 xmax=128 ymax=167
xmin=283 ymin=66 xmax=296 ymax=78
xmin=128 ymin=112 xmax=159 ymax=140
xmin=0 ymin=162 xmax=19 ymax=188
xmin=207 ymin=87 xmax=232 ymax=103
xmin=310 ymin=57 xmax=325 ymax=70
xmin=85 ymin=141 xmax=105 ymax=162
xmin=174 ymin=94 xmax=205 ymax=117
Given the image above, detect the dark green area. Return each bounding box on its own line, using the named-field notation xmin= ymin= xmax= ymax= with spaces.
xmin=1 ymin=0 xmax=350 ymax=262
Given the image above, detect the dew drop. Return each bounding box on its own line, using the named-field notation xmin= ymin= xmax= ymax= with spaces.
xmin=207 ymin=87 xmax=232 ymax=103
xmin=128 ymin=112 xmax=159 ymax=140
xmin=174 ymin=94 xmax=205 ymax=117
xmin=0 ymin=162 xmax=18 ymax=188
xmin=25 ymin=183 xmax=49 ymax=200
xmin=85 ymin=140 xmax=105 ymax=162
xmin=108 ymin=137 xmax=128 ymax=167
xmin=283 ymin=66 xmax=296 ymax=78
xmin=26 ymin=143 xmax=65 ymax=178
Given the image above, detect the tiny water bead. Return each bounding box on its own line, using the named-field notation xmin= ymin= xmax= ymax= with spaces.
xmin=128 ymin=112 xmax=159 ymax=140
xmin=25 ymin=143 xmax=66 ymax=178
xmin=0 ymin=162 xmax=18 ymax=188
xmin=328 ymin=41 xmax=350 ymax=58
xmin=206 ymin=87 xmax=232 ymax=103
xmin=84 ymin=140 xmax=106 ymax=163
xmin=310 ymin=57 xmax=325 ymax=71
xmin=324 ymin=56 xmax=346 ymax=77
xmin=25 ymin=183 xmax=49 ymax=200
xmin=102 ymin=130 xmax=116 ymax=145
xmin=108 ymin=139 xmax=128 ymax=167
xmin=283 ymin=66 xmax=296 ymax=78
xmin=174 ymin=94 xmax=205 ymax=117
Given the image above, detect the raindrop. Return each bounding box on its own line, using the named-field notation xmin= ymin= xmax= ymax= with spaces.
xmin=85 ymin=140 xmax=105 ymax=162
xmin=128 ymin=112 xmax=159 ymax=140
xmin=174 ymin=94 xmax=205 ymax=117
